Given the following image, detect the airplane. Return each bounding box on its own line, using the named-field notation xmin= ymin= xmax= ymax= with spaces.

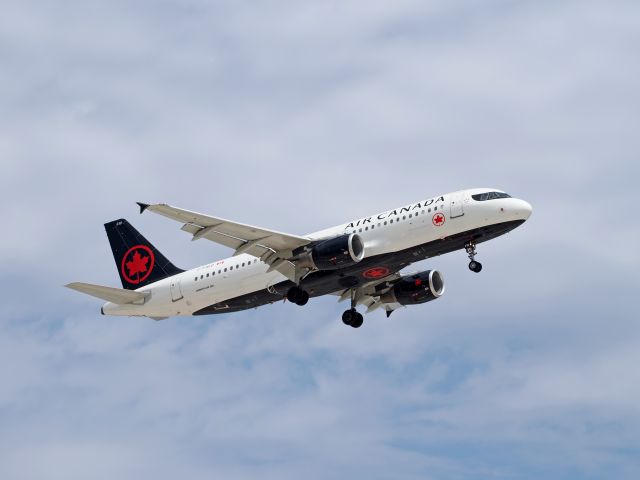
xmin=66 ymin=188 xmax=532 ymax=328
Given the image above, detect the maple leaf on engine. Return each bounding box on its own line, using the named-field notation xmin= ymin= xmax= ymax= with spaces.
xmin=126 ymin=251 xmax=149 ymax=278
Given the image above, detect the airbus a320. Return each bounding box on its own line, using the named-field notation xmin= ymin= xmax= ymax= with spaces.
xmin=67 ymin=188 xmax=532 ymax=328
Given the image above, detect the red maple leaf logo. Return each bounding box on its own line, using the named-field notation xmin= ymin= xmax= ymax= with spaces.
xmin=126 ymin=251 xmax=149 ymax=278
xmin=432 ymin=213 xmax=445 ymax=226
xmin=363 ymin=267 xmax=390 ymax=279
xmin=121 ymin=245 xmax=155 ymax=284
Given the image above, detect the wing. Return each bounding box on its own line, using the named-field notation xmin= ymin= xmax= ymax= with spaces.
xmin=332 ymin=272 xmax=403 ymax=317
xmin=137 ymin=202 xmax=312 ymax=281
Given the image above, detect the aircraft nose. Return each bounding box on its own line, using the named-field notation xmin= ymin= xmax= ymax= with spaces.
xmin=515 ymin=199 xmax=533 ymax=220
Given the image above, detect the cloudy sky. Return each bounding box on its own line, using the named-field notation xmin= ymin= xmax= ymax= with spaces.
xmin=1 ymin=0 xmax=639 ymax=478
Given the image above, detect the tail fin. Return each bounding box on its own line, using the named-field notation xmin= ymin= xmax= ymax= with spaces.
xmin=105 ymin=219 xmax=184 ymax=290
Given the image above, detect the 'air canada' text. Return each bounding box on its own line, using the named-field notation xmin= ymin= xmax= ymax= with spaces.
xmin=345 ymin=196 xmax=446 ymax=228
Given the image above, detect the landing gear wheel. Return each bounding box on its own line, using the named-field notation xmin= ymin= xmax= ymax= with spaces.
xmin=286 ymin=287 xmax=300 ymax=303
xmin=342 ymin=309 xmax=355 ymax=326
xmin=287 ymin=287 xmax=309 ymax=306
xmin=351 ymin=313 xmax=364 ymax=329
xmin=342 ymin=309 xmax=363 ymax=328
xmin=296 ymin=290 xmax=309 ymax=306
xmin=468 ymin=261 xmax=483 ymax=273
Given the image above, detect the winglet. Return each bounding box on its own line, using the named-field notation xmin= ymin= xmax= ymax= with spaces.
xmin=136 ymin=202 xmax=150 ymax=214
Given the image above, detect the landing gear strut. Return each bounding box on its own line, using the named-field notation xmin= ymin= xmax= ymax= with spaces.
xmin=341 ymin=290 xmax=364 ymax=328
xmin=465 ymin=241 xmax=483 ymax=273
xmin=287 ymin=286 xmax=309 ymax=306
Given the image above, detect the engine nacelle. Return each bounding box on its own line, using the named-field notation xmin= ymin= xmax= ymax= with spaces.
xmin=297 ymin=234 xmax=365 ymax=271
xmin=380 ymin=270 xmax=445 ymax=306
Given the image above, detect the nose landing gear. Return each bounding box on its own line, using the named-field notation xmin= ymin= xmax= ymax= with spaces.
xmin=465 ymin=241 xmax=483 ymax=273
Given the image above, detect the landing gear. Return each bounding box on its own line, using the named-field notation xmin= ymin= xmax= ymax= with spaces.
xmin=341 ymin=290 xmax=364 ymax=328
xmin=469 ymin=260 xmax=483 ymax=273
xmin=465 ymin=241 xmax=483 ymax=273
xmin=342 ymin=308 xmax=364 ymax=328
xmin=286 ymin=286 xmax=309 ymax=306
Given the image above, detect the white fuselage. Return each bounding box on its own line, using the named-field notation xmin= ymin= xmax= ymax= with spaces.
xmin=102 ymin=188 xmax=532 ymax=318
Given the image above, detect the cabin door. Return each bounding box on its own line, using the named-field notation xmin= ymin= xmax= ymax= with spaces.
xmin=450 ymin=192 xmax=464 ymax=218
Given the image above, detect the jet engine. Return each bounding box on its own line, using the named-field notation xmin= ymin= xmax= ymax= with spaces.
xmin=380 ymin=270 xmax=445 ymax=306
xmin=297 ymin=234 xmax=365 ymax=271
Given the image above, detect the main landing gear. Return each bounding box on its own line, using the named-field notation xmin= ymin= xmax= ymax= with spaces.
xmin=342 ymin=309 xmax=364 ymax=328
xmin=286 ymin=286 xmax=309 ymax=306
xmin=465 ymin=241 xmax=483 ymax=273
xmin=288 ymin=285 xmax=364 ymax=328
xmin=341 ymin=290 xmax=364 ymax=329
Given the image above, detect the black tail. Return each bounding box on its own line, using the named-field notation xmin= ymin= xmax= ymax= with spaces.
xmin=105 ymin=219 xmax=184 ymax=290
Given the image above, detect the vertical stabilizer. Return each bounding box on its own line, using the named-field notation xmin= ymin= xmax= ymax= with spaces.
xmin=104 ymin=219 xmax=183 ymax=290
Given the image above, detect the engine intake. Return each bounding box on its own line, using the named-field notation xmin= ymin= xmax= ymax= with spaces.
xmin=297 ymin=234 xmax=365 ymax=271
xmin=380 ymin=270 xmax=445 ymax=306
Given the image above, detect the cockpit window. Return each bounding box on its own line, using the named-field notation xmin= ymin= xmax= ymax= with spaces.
xmin=472 ymin=192 xmax=512 ymax=201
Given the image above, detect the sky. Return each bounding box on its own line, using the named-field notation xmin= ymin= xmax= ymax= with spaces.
xmin=1 ymin=0 xmax=639 ymax=478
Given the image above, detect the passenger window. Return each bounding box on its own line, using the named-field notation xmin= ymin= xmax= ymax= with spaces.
xmin=384 ymin=221 xmax=387 ymax=225
xmin=402 ymin=216 xmax=406 ymax=220
xmin=206 ymin=273 xmax=209 ymax=277
xmin=242 ymin=263 xmax=245 ymax=267
xmin=194 ymin=277 xmax=198 ymax=281
xmin=224 ymin=268 xmax=227 ymax=272
xmin=200 ymin=275 xmax=203 ymax=279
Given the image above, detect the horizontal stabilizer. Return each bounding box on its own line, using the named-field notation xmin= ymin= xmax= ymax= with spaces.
xmin=65 ymin=282 xmax=149 ymax=305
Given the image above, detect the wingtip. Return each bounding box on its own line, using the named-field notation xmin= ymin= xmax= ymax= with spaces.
xmin=136 ymin=202 xmax=150 ymax=214
xmin=65 ymin=283 xmax=83 ymax=293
